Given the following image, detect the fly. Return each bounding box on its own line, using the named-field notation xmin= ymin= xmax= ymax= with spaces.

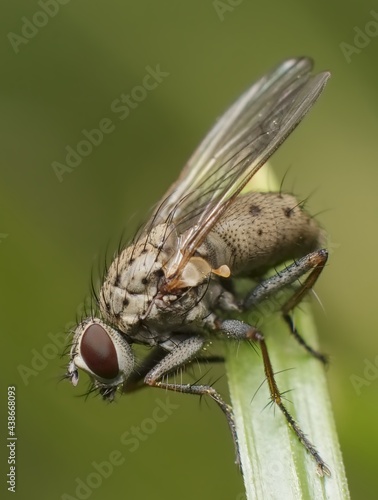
xmin=66 ymin=57 xmax=331 ymax=476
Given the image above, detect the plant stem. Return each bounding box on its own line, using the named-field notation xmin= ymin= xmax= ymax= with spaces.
xmin=225 ymin=168 xmax=350 ymax=499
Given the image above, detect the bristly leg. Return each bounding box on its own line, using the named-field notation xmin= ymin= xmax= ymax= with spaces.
xmin=123 ymin=344 xmax=225 ymax=394
xmin=282 ymin=314 xmax=329 ymax=364
xmin=218 ymin=318 xmax=331 ymax=476
xmin=141 ymin=336 xmax=241 ymax=466
xmin=280 ymin=249 xmax=329 ymax=364
xmin=243 ymin=249 xmax=328 ymax=363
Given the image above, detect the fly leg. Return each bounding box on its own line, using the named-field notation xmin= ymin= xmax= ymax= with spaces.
xmin=123 ymin=345 xmax=224 ymax=393
xmin=243 ymin=249 xmax=328 ymax=363
xmin=123 ymin=346 xmax=167 ymax=393
xmin=143 ymin=336 xmax=240 ymax=465
xmin=218 ymin=318 xmax=330 ymax=476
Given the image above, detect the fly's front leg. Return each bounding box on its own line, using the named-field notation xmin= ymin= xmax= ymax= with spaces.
xmin=123 ymin=346 xmax=167 ymax=393
xmin=243 ymin=249 xmax=328 ymax=363
xmin=123 ymin=345 xmax=224 ymax=394
xmin=143 ymin=336 xmax=240 ymax=465
xmin=218 ymin=318 xmax=330 ymax=476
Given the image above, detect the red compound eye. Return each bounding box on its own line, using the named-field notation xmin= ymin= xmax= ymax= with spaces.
xmin=81 ymin=324 xmax=119 ymax=380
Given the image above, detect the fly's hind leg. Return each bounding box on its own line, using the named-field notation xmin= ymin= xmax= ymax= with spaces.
xmin=218 ymin=318 xmax=330 ymax=476
xmin=243 ymin=249 xmax=328 ymax=364
xmin=143 ymin=336 xmax=240 ymax=465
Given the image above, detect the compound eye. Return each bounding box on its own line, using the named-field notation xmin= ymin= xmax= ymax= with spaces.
xmin=68 ymin=318 xmax=134 ymax=391
xmin=81 ymin=324 xmax=119 ymax=380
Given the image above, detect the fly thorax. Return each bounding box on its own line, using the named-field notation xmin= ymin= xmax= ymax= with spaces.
xmin=99 ymin=224 xmax=176 ymax=333
xmin=151 ymin=255 xmax=227 ymax=329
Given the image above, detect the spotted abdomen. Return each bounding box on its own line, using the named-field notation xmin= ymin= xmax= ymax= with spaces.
xmin=200 ymin=192 xmax=324 ymax=278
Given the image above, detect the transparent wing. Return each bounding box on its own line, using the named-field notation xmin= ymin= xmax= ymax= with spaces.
xmin=142 ymin=57 xmax=330 ymax=278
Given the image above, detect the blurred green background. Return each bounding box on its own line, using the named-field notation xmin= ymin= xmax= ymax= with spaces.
xmin=1 ymin=1 xmax=377 ymax=499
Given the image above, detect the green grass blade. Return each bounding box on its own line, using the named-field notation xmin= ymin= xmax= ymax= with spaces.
xmin=225 ymin=169 xmax=350 ymax=499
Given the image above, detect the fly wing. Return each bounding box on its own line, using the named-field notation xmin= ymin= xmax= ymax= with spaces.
xmin=142 ymin=57 xmax=330 ymax=279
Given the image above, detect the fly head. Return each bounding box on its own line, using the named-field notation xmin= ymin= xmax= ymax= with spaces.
xmin=67 ymin=317 xmax=134 ymax=401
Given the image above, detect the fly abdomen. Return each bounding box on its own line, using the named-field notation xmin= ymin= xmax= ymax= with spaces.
xmin=201 ymin=192 xmax=324 ymax=278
